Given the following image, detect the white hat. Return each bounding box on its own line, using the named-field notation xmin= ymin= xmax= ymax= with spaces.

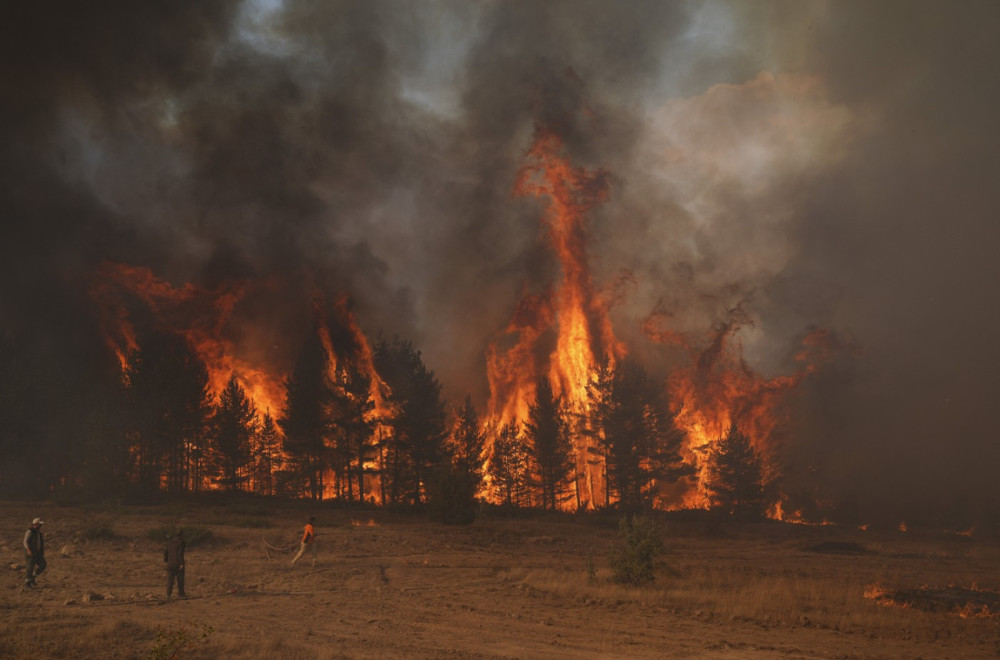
xmin=32 ymin=518 xmax=44 ymax=525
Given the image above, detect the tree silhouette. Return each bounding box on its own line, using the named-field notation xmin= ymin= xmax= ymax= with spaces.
xmin=279 ymin=332 xmax=334 ymax=500
xmin=0 ymin=323 xmax=138 ymax=499
xmin=330 ymin=365 xmax=376 ymax=502
xmin=374 ymin=336 xmax=447 ymax=505
xmin=705 ymin=423 xmax=769 ymax=520
xmin=488 ymin=422 xmax=530 ymax=507
xmin=252 ymin=410 xmax=281 ymax=496
xmin=450 ymin=395 xmax=487 ymax=497
xmin=427 ymin=395 xmax=488 ymax=524
xmin=525 ymin=378 xmax=574 ymax=510
xmin=588 ymin=360 xmax=690 ymax=512
xmin=125 ymin=329 xmax=211 ymax=494
xmin=211 ymin=374 xmax=258 ymax=492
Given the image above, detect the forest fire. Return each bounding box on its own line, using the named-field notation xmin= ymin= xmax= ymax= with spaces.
xmin=90 ymin=262 xmax=286 ymax=416
xmin=85 ymin=127 xmax=829 ymax=513
xmin=483 ymin=124 xmax=829 ymax=514
xmin=650 ymin=311 xmax=834 ymax=511
xmin=317 ymin=294 xmax=393 ymax=420
xmin=89 ymin=263 xmax=393 ymax=499
xmin=486 ymin=125 xmax=626 ymax=508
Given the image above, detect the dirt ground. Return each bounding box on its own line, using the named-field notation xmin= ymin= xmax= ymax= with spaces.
xmin=2 ymin=500 xmax=999 ymax=659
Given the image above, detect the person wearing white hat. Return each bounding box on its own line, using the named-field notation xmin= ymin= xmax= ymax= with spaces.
xmin=23 ymin=518 xmax=46 ymax=588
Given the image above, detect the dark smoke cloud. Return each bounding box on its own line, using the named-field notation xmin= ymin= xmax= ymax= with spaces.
xmin=778 ymin=0 xmax=1000 ymax=526
xmin=2 ymin=0 xmax=998 ymax=525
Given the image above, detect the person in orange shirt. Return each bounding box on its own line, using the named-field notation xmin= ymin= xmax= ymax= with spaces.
xmin=290 ymin=516 xmax=317 ymax=566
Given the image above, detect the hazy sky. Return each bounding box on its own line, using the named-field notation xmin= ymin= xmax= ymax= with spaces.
xmin=2 ymin=0 xmax=998 ymax=524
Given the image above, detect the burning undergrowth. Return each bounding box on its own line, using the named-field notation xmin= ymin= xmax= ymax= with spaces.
xmin=866 ymin=584 xmax=1000 ymax=618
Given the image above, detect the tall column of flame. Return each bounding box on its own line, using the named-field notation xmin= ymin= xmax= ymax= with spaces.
xmin=487 ymin=126 xmax=625 ymax=508
xmin=316 ymin=294 xmax=393 ymax=502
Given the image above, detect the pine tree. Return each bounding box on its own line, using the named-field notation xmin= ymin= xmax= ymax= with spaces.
xmin=451 ymin=395 xmax=487 ymax=496
xmin=124 ymin=329 xmax=211 ymax=494
xmin=253 ymin=410 xmax=281 ymax=496
xmin=212 ymin=374 xmax=258 ymax=492
xmin=427 ymin=395 xmax=487 ymax=524
xmin=374 ymin=336 xmax=447 ymax=505
xmin=488 ymin=422 xmax=530 ymax=507
xmin=705 ymin=423 xmax=769 ymax=520
xmin=279 ymin=332 xmax=334 ymax=500
xmin=331 ymin=365 xmax=376 ymax=502
xmin=525 ymin=379 xmax=574 ymax=510
xmin=588 ymin=360 xmax=690 ymax=512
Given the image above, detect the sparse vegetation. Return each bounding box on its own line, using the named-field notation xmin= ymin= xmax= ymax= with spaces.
xmin=608 ymin=515 xmax=663 ymax=585
xmin=3 ymin=500 xmax=999 ymax=659
xmin=148 ymin=622 xmax=214 ymax=660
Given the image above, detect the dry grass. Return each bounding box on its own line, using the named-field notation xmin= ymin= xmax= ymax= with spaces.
xmin=3 ymin=501 xmax=1000 ymax=658
xmin=506 ymin=523 xmax=1000 ymax=647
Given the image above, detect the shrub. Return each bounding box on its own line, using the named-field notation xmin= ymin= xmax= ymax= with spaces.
xmin=608 ymin=516 xmax=663 ymax=586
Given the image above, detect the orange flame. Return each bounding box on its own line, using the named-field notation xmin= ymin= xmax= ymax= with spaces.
xmin=91 ymin=263 xmax=397 ymax=499
xmin=486 ymin=126 xmax=625 ymax=508
xmin=90 ymin=262 xmax=286 ymax=415
xmin=316 ymin=293 xmax=392 ymax=419
xmin=648 ymin=307 xmax=833 ymax=511
xmin=315 ymin=293 xmax=393 ymax=501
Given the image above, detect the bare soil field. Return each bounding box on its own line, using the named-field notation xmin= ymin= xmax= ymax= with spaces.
xmin=2 ymin=500 xmax=999 ymax=659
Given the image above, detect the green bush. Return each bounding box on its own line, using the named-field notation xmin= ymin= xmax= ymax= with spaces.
xmin=608 ymin=516 xmax=663 ymax=586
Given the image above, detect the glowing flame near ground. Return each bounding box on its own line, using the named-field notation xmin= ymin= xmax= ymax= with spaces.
xmin=647 ymin=306 xmax=834 ymax=513
xmin=486 ymin=126 xmax=625 ymax=507
xmin=91 ymin=263 xmax=395 ymax=499
xmin=866 ymin=584 xmax=1000 ymax=618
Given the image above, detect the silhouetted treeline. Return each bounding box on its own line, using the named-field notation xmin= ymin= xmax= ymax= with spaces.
xmin=0 ymin=324 xmax=770 ymax=521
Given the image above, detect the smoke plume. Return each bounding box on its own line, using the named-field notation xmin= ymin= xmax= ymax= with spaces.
xmin=2 ymin=0 xmax=999 ymax=525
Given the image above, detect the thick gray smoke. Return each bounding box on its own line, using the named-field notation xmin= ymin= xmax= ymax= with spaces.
xmin=2 ymin=0 xmax=998 ymax=526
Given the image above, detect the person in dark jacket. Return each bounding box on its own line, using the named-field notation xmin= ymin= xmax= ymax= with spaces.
xmin=163 ymin=530 xmax=186 ymax=598
xmin=23 ymin=517 xmax=46 ymax=588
